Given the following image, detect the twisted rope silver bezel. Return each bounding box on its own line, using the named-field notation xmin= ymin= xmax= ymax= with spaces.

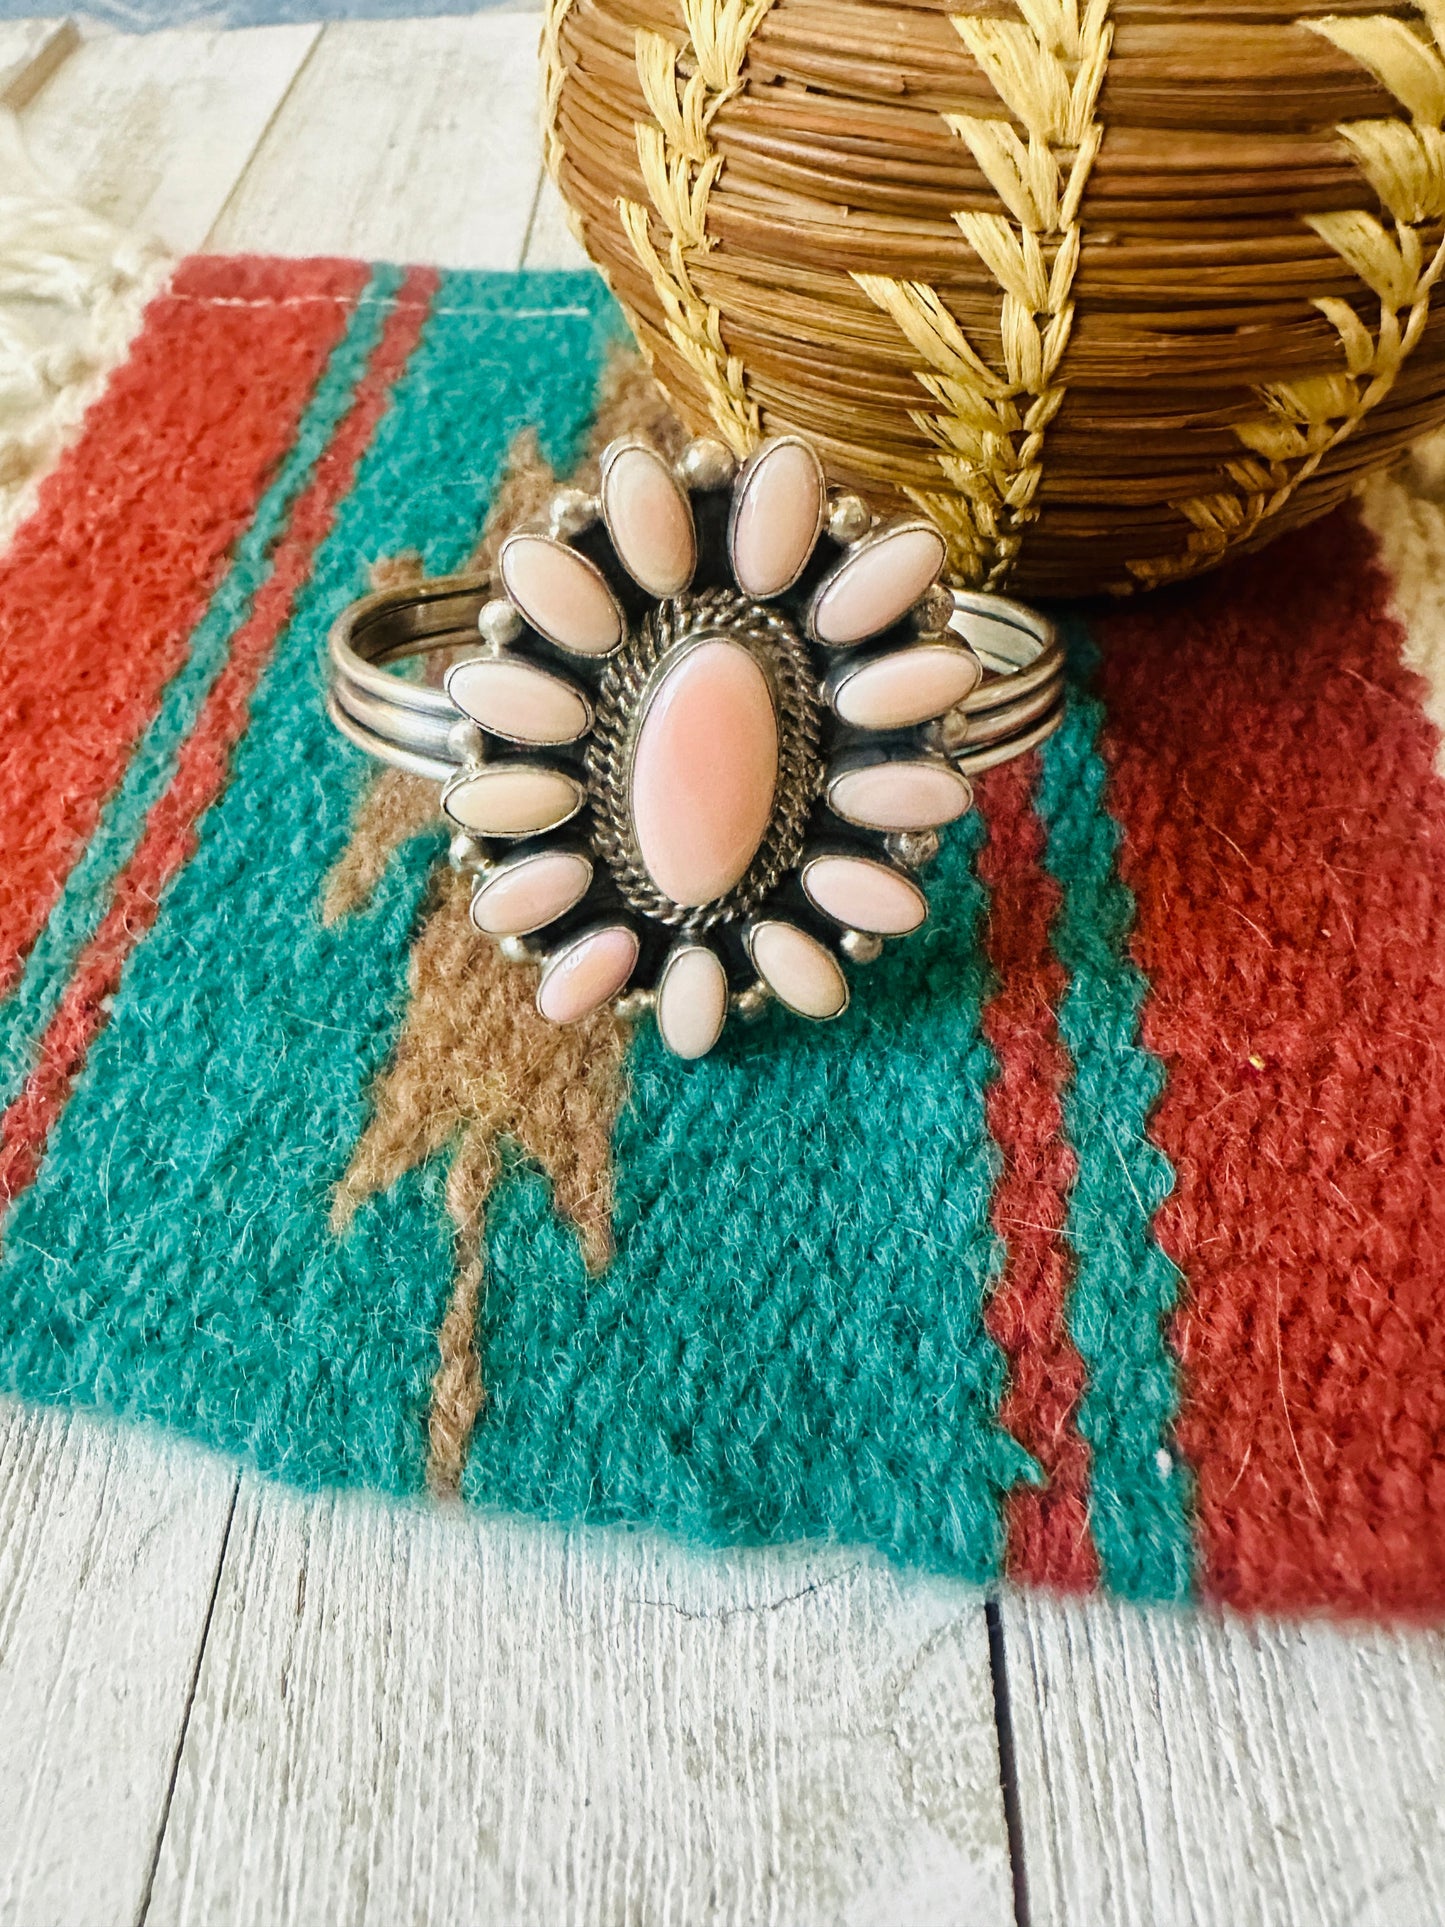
xmin=585 ymin=588 xmax=824 ymax=933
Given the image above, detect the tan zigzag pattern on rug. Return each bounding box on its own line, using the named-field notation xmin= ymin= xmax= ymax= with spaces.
xmin=322 ymin=348 xmax=680 ymax=1494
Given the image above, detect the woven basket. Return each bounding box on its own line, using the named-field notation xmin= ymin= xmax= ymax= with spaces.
xmin=542 ymin=0 xmax=1445 ymax=597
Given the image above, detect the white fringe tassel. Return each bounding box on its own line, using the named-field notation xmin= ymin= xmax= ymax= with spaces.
xmin=0 ymin=109 xmax=170 ymax=550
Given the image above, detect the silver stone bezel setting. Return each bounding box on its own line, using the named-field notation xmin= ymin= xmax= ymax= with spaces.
xmin=726 ymin=434 xmax=829 ymax=600
xmin=440 ymin=760 xmax=587 ymax=840
xmin=805 ymin=516 xmax=950 ymax=648
xmin=497 ymin=529 xmax=626 ymax=658
xmin=326 ymin=433 xmax=1068 ymax=1057
xmin=585 ymin=588 xmax=823 ymax=933
xmin=443 ymin=655 xmax=595 ymax=748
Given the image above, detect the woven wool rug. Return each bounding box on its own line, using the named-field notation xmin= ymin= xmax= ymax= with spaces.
xmin=3 ymin=254 xmax=1444 ymax=1624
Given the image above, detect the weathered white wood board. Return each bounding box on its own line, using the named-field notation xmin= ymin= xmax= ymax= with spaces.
xmin=17 ymin=21 xmax=320 ymax=251
xmin=522 ymin=170 xmax=591 ymax=273
xmin=5 ymin=13 xmax=1445 ymax=1926
xmin=0 ymin=17 xmax=77 ymax=110
xmin=0 ymin=1401 xmax=237 ymax=1927
xmin=145 ymin=1478 xmax=1014 ymax=1927
xmin=1003 ymin=1592 xmax=1445 ymax=1927
xmin=207 ymin=15 xmax=547 ymax=269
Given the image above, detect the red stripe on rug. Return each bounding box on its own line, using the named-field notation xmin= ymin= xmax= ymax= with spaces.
xmin=0 ymin=255 xmax=368 ymax=1000
xmin=1095 ymin=506 xmax=1445 ymax=1618
xmin=0 ymin=267 xmax=439 ymax=1210
xmin=977 ymin=757 xmax=1098 ymax=1592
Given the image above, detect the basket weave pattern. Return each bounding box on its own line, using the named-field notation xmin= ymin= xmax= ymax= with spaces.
xmin=544 ymin=0 xmax=1445 ymax=596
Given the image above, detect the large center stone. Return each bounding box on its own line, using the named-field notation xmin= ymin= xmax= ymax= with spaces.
xmin=630 ymin=636 xmax=780 ymax=907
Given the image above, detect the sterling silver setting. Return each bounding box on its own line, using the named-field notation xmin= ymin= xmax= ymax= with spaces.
xmin=327 ymin=433 xmax=1066 ymax=1058
xmin=585 ymin=588 xmax=824 ymax=933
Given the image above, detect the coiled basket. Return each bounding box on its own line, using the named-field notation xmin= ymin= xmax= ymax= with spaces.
xmin=542 ymin=0 xmax=1445 ymax=597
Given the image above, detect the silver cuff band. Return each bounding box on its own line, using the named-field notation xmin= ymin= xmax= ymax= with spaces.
xmin=326 ymin=577 xmax=1066 ymax=787
xmin=320 ymin=427 xmax=1068 ymax=1052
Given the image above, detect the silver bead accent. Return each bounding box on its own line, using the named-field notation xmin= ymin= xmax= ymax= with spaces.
xmin=733 ymin=981 xmax=771 ymax=1021
xmin=827 ymin=492 xmax=872 ymax=545
xmin=612 ymin=987 xmax=655 ymax=1020
xmin=887 ymin=829 xmax=940 ymax=871
xmin=915 ymin=584 xmax=956 ymax=634
xmin=448 ymin=831 xmax=487 ymax=874
xmin=478 ymin=597 xmax=522 ymax=648
xmin=446 ymin=718 xmax=486 ymax=765
xmin=549 ymin=487 xmax=599 ymax=538
xmin=498 ymin=934 xmax=541 ymax=964
xmin=924 ymin=706 xmax=970 ymax=756
xmin=680 ymin=437 xmax=736 ymax=491
xmin=839 ymin=929 xmax=884 ymax=965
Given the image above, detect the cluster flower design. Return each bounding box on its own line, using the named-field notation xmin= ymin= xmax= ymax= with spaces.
xmin=442 ymin=434 xmax=982 ymax=1058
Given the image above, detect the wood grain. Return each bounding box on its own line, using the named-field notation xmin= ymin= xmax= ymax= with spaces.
xmin=5 ymin=17 xmax=1445 ymax=1926
xmin=207 ymin=16 xmax=547 ymax=269
xmin=145 ymin=1480 xmax=1015 ymax=1927
xmin=0 ymin=1401 xmax=237 ymax=1927
xmin=522 ymin=171 xmax=591 ymax=272
xmin=0 ymin=18 xmax=78 ymax=111
xmin=1002 ymin=1593 xmax=1445 ymax=1927
xmin=17 ymin=21 xmax=320 ymax=252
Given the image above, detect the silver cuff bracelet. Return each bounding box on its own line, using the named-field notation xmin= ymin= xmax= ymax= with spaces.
xmin=325 ymin=433 xmax=1065 ymax=1058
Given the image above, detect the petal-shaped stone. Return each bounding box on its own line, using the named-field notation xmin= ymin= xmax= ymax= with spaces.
xmin=811 ymin=524 xmax=947 ymax=646
xmin=631 ymin=639 xmax=779 ymax=907
xmin=730 ymin=437 xmax=825 ymax=598
xmin=446 ymin=657 xmax=590 ymax=745
xmin=831 ymin=644 xmax=980 ymax=730
xmin=443 ymin=764 xmax=582 ymax=837
xmin=656 ymin=944 xmax=729 ymax=1059
xmin=827 ymin=758 xmax=972 ymax=832
xmin=748 ymin=921 xmax=849 ymax=1020
xmin=537 ymin=923 xmax=639 ymax=1025
xmin=603 ymin=443 xmax=696 ymax=597
xmin=804 ymin=854 xmax=927 ymax=935
xmin=500 ymin=533 xmax=622 ymax=656
xmin=471 ymin=849 xmax=593 ymax=937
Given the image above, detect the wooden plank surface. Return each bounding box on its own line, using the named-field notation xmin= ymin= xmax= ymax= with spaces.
xmin=521 ymin=170 xmax=590 ymax=272
xmin=1003 ymin=1593 xmax=1445 ymax=1927
xmin=206 ymin=15 xmax=547 ymax=268
xmin=18 ymin=21 xmax=320 ymax=251
xmin=0 ymin=1402 xmax=238 ymax=1927
xmin=0 ymin=24 xmax=1012 ymax=1924
xmin=5 ymin=13 xmax=1445 ymax=1925
xmin=0 ymin=17 xmax=77 ymax=109
xmin=145 ymin=1479 xmax=1015 ymax=1927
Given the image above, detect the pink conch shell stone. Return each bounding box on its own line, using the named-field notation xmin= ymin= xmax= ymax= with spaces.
xmin=827 ymin=759 xmax=972 ymax=832
xmin=500 ymin=534 xmax=622 ymax=656
xmin=833 ymin=645 xmax=980 ymax=730
xmin=749 ymin=921 xmax=848 ymax=1020
xmin=604 ymin=444 xmax=696 ymax=596
xmin=471 ymin=850 xmax=592 ymax=936
xmin=447 ymin=658 xmax=589 ymax=744
xmin=804 ymin=855 xmax=927 ymax=936
xmin=537 ymin=924 xmax=639 ymax=1024
xmin=812 ymin=525 xmax=947 ymax=646
xmin=631 ymin=639 xmax=779 ymax=907
xmin=730 ymin=438 xmax=825 ymax=597
xmin=443 ymin=765 xmax=580 ymax=837
xmin=656 ymin=945 xmax=729 ymax=1059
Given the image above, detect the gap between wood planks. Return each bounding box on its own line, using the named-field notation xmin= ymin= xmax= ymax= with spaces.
xmin=988 ymin=1599 xmax=1033 ymax=1927
xmin=132 ymin=1473 xmax=241 ymax=1927
xmin=201 ymin=25 xmax=324 ymax=249
xmin=1 ymin=21 xmax=1013 ymax=1924
xmin=4 ymin=15 xmax=1445 ymax=1926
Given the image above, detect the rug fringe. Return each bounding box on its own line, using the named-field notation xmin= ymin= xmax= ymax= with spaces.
xmin=0 ymin=108 xmax=169 ymax=549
